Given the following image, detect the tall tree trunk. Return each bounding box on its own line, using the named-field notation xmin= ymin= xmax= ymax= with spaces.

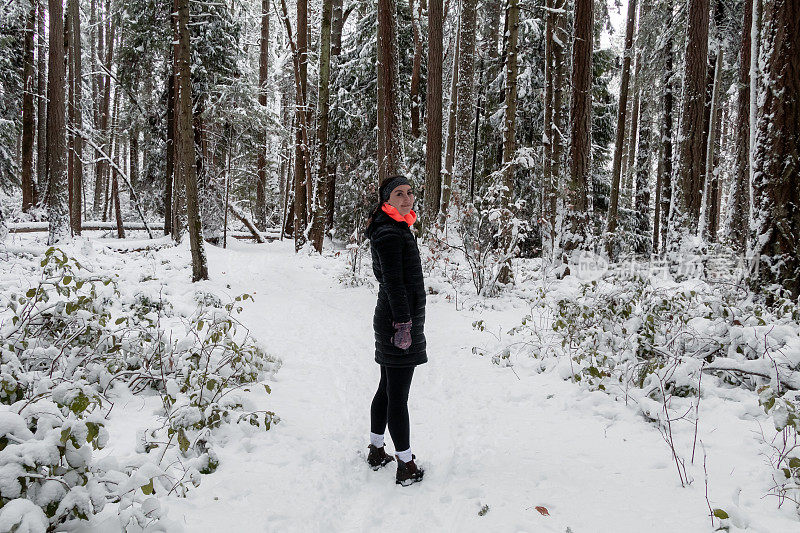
xmin=700 ymin=46 xmax=723 ymax=240
xmin=564 ymin=0 xmax=593 ymax=257
xmin=112 ymin=150 xmax=124 ymax=239
xmin=36 ymin=0 xmax=48 ymax=196
xmin=95 ymin=7 xmax=115 ymax=218
xmin=165 ymin=73 xmax=175 ymax=237
xmin=293 ymin=0 xmax=309 ymax=249
xmin=482 ymin=0 xmax=502 ymax=61
xmin=129 ymin=125 xmax=138 ymax=201
xmin=497 ymin=0 xmax=519 ymax=285
xmin=634 ymin=101 xmax=652 ymax=255
xmin=546 ymin=0 xmax=567 ymax=257
xmin=725 ymin=0 xmax=752 ymax=252
xmin=605 ymin=0 xmax=637 ymax=258
xmin=440 ymin=10 xmax=459 ymax=222
xmin=657 ymin=2 xmax=674 ymax=255
xmin=623 ymin=52 xmax=642 ymax=208
xmin=749 ymin=0 xmax=799 ymax=298
xmin=309 ymin=0 xmax=333 ymax=253
xmin=377 ymin=0 xmax=405 ymax=184
xmin=68 ymin=0 xmax=82 ymax=235
xmin=255 ymin=0 xmax=269 ymax=230
xmin=542 ymin=0 xmax=553 ymax=239
xmin=410 ymin=0 xmax=423 ymax=138
xmin=452 ymin=0 xmax=478 ymax=202
xmin=22 ymin=2 xmax=37 ymax=212
xmin=669 ymin=0 xmax=710 ymax=248
xmin=174 ymin=0 xmax=208 ymax=281
xmin=331 ymin=0 xmax=345 ymax=56
xmin=423 ymin=0 xmax=444 ymax=231
xmin=46 ymin=0 xmax=68 ymax=244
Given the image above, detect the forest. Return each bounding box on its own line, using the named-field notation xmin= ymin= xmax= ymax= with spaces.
xmin=0 ymin=0 xmax=799 ymax=531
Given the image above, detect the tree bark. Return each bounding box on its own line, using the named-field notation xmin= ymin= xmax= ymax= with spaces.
xmin=700 ymin=46 xmax=723 ymax=241
xmin=423 ymin=0 xmax=444 ymax=232
xmin=46 ymin=0 xmax=69 ymax=244
xmin=669 ymin=0 xmax=710 ymax=248
xmin=725 ymin=0 xmax=752 ymax=253
xmin=174 ymin=0 xmax=208 ymax=281
xmin=294 ymin=0 xmax=309 ymax=249
xmin=22 ymin=2 xmax=37 ymax=211
xmin=750 ymin=0 xmax=800 ymax=298
xmin=67 ymin=0 xmax=83 ymax=235
xmin=410 ymin=0 xmax=424 ymax=138
xmin=377 ymin=0 xmax=405 ymax=184
xmin=95 ymin=6 xmax=115 ymax=218
xmin=605 ymin=0 xmax=637 ymax=258
xmin=545 ymin=0 xmax=567 ymax=257
xmin=441 ymin=8 xmax=460 ymax=222
xmin=165 ymin=73 xmax=175 ymax=237
xmin=452 ymin=0 xmax=478 ymax=201
xmin=256 ymin=0 xmax=270 ymax=231
xmin=634 ymin=100 xmax=652 ymax=255
xmin=564 ymin=0 xmax=593 ymax=256
xmin=623 ymin=52 xmax=642 ymax=208
xmin=543 ymin=0 xmax=553 ymax=237
xmin=497 ymin=0 xmax=519 ymax=285
xmin=309 ymin=0 xmax=333 ymax=253
xmin=657 ymin=2 xmax=674 ymax=255
xmin=36 ymin=0 xmax=48 ymax=196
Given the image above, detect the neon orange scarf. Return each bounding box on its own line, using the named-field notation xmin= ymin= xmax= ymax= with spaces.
xmin=382 ymin=203 xmax=417 ymax=227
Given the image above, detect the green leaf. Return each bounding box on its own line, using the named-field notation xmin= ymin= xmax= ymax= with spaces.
xmin=141 ymin=479 xmax=154 ymax=495
xmin=206 ymin=379 xmax=217 ymax=391
xmin=26 ymin=288 xmax=36 ymax=298
xmin=197 ymin=320 xmax=204 ymax=331
xmin=70 ymin=393 xmax=90 ymax=414
xmin=713 ymin=509 xmax=729 ymax=520
xmin=86 ymin=422 xmax=99 ymax=443
xmin=115 ymin=317 xmax=126 ymax=325
xmin=263 ymin=384 xmax=271 ymax=394
xmin=63 ymin=276 xmax=72 ymax=285
xmin=60 ymin=428 xmax=71 ymax=444
xmin=788 ymin=457 xmax=800 ymax=469
xmin=178 ymin=429 xmax=190 ymax=453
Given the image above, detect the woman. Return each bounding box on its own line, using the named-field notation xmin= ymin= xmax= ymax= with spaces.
xmin=364 ymin=176 xmax=427 ymax=486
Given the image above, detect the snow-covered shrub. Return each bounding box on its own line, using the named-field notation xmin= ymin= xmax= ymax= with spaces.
xmin=501 ymin=265 xmax=800 ymax=506
xmin=0 ymin=248 xmax=279 ymax=530
xmin=758 ymin=387 xmax=800 ymax=507
xmin=425 ymin=181 xmax=530 ymax=296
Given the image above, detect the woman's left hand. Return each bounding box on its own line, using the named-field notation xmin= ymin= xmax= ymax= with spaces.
xmin=391 ymin=321 xmax=412 ymax=350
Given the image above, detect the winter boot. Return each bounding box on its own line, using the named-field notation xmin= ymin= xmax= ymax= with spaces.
xmin=395 ymin=455 xmax=424 ymax=486
xmin=367 ymin=444 xmax=395 ymax=470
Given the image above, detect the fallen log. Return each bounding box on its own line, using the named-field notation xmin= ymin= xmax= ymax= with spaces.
xmin=9 ymin=222 xmax=165 ymax=233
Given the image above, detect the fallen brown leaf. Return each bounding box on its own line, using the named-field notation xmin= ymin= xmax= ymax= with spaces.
xmin=535 ymin=506 xmax=550 ymax=516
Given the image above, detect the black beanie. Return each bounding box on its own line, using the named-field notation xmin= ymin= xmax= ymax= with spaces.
xmin=379 ymin=176 xmax=411 ymax=202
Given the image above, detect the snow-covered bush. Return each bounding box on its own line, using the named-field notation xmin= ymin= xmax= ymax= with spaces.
xmin=501 ymin=266 xmax=800 ymax=507
xmin=425 ymin=181 xmax=530 ymax=297
xmin=0 ymin=248 xmax=279 ymax=530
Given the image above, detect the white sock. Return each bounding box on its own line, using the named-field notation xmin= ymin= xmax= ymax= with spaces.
xmin=370 ymin=432 xmax=384 ymax=448
xmin=396 ymin=448 xmax=413 ymax=463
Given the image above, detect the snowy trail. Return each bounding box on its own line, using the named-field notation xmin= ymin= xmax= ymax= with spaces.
xmin=165 ymin=241 xmax=716 ymax=532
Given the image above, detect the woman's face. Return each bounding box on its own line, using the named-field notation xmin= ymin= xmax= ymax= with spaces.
xmin=387 ymin=185 xmax=414 ymax=217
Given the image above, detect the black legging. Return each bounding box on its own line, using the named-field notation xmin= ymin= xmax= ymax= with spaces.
xmin=370 ymin=365 xmax=415 ymax=452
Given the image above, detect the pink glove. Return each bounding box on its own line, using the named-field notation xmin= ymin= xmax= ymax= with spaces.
xmin=392 ymin=321 xmax=412 ymax=350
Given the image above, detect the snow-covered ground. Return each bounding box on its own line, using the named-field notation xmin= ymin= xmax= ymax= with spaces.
xmin=2 ymin=234 xmax=799 ymax=532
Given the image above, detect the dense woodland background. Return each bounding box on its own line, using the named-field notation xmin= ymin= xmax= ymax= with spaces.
xmin=2 ymin=1 xmax=800 ymax=529
xmin=0 ymin=0 xmax=798 ymax=294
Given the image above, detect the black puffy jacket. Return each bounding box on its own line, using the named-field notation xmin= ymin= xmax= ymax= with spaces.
xmin=365 ymin=209 xmax=427 ymax=367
